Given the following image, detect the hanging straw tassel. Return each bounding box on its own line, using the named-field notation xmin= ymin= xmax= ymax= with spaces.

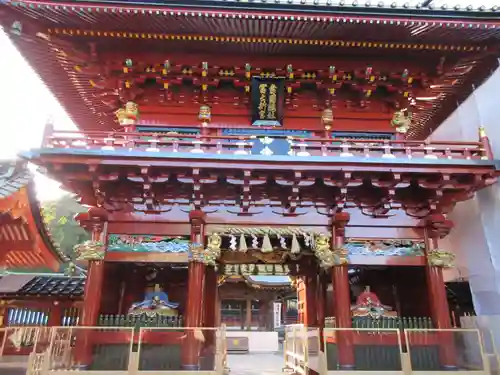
xmin=291 ymin=233 xmax=301 ymax=254
xmin=239 ymin=234 xmax=248 ymax=252
xmin=261 ymin=233 xmax=273 ymax=253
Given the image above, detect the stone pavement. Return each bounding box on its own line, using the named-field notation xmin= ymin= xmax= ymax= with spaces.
xmin=227 ymin=353 xmax=285 ymax=375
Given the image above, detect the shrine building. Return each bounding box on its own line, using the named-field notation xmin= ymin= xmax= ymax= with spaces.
xmin=1 ymin=0 xmax=500 ymax=374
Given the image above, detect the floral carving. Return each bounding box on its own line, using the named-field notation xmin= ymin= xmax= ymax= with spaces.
xmin=115 ymin=101 xmax=139 ymax=126
xmin=391 ymin=109 xmax=412 ymax=134
xmin=73 ymin=240 xmax=105 ymax=261
xmin=427 ymin=249 xmax=455 ymax=268
xmin=313 ymin=234 xmax=349 ymax=268
xmin=189 ymin=233 xmax=222 ymax=266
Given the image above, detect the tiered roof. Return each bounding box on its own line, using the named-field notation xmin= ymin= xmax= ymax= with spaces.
xmin=1 ymin=0 xmax=499 ymax=138
xmin=0 ymin=161 xmax=66 ymax=270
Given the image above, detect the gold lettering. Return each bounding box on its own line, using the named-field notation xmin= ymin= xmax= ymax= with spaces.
xmin=267 ymin=84 xmax=277 ymax=119
xmin=258 ymin=83 xmax=268 ymax=120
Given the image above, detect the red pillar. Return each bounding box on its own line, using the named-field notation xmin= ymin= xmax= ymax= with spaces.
xmin=182 ymin=210 xmax=207 ymax=370
xmin=317 ymin=275 xmax=327 ymax=350
xmin=48 ymin=303 xmax=63 ymax=326
xmin=204 ymin=267 xmax=217 ymax=328
xmin=76 ymin=223 xmax=106 ymax=368
xmin=204 ymin=266 xmax=218 ymax=350
xmin=426 ymin=235 xmax=457 ymax=369
xmin=304 ymin=273 xmax=318 ymax=327
xmin=332 ymin=213 xmax=354 ymax=369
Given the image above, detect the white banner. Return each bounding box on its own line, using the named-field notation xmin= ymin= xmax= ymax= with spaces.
xmin=273 ymin=302 xmax=282 ymax=328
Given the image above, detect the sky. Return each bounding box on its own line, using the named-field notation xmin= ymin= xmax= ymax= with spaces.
xmin=0 ymin=30 xmax=76 ymax=202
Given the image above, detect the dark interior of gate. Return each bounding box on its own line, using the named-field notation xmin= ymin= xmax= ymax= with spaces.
xmin=1 ymin=0 xmax=499 ymax=374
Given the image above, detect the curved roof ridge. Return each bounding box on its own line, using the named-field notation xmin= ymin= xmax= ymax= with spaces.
xmin=0 ymin=159 xmax=67 ymax=270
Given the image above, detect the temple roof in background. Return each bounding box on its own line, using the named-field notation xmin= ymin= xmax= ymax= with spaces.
xmin=0 ymin=273 xmax=84 ymax=298
xmin=0 ymin=273 xmax=290 ymax=298
xmin=0 ymin=161 xmax=66 ymax=271
xmin=221 ymin=275 xmax=293 ymax=289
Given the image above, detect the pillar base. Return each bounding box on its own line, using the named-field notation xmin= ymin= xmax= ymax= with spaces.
xmin=442 ymin=365 xmax=459 ymax=371
xmin=75 ymin=365 xmax=90 ymax=370
xmin=182 ymin=364 xmax=200 ymax=370
xmin=339 ymin=364 xmax=355 ymax=370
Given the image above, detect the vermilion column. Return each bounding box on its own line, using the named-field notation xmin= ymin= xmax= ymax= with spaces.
xmin=80 ymin=260 xmax=105 ymax=326
xmin=426 ymin=234 xmax=457 ymax=369
xmin=182 ymin=210 xmax=207 ymax=370
xmin=317 ymin=275 xmax=327 ymax=350
xmin=304 ymin=273 xmax=318 ymax=327
xmin=48 ymin=303 xmax=63 ymax=326
xmin=204 ymin=266 xmax=218 ymax=348
xmin=332 ymin=213 xmax=354 ymax=369
xmin=76 ymin=223 xmax=106 ymax=368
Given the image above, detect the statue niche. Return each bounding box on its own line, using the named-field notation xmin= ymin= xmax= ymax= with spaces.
xmin=128 ymin=269 xmax=179 ymax=317
xmin=351 ymin=286 xmax=394 ymax=319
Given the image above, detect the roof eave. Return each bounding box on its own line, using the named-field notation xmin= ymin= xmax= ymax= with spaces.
xmin=26 ymin=176 xmax=68 ymax=268
xmin=7 ymin=1 xmax=500 ymax=20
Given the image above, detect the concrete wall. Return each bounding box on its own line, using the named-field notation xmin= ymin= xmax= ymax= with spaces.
xmin=427 ymin=65 xmax=500 ymax=315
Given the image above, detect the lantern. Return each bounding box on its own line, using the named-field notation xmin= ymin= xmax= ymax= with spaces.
xmin=322 ymin=108 xmax=334 ymax=130
xmin=199 ymin=105 xmax=212 ymax=123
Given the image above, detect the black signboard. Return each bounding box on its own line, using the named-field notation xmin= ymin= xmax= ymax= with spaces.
xmin=251 ymin=77 xmax=285 ymax=127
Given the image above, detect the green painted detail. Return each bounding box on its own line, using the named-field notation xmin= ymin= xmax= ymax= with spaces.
xmin=107 ymin=234 xmax=190 ymax=253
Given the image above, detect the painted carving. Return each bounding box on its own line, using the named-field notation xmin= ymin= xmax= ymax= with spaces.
xmin=427 ymin=249 xmax=455 ymax=268
xmin=351 ymin=286 xmax=394 ymax=319
xmin=332 ymin=247 xmax=350 ymax=265
xmin=345 ymin=240 xmax=425 ymax=257
xmin=313 ymin=234 xmax=348 ymax=268
xmin=189 ymin=234 xmax=222 ymax=266
xmin=391 ymin=109 xmax=412 ymax=134
xmin=198 ymin=104 xmax=212 ymax=122
xmin=252 ymin=251 xmax=288 ymax=264
xmin=115 ymin=101 xmax=139 ymax=126
xmin=107 ymin=234 xmax=190 ymax=253
xmin=128 ymin=284 xmax=179 ymax=318
xmin=73 ymin=240 xmax=105 ymax=261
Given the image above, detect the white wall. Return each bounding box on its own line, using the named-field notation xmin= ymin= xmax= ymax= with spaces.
xmin=428 ymin=64 xmax=500 ymax=315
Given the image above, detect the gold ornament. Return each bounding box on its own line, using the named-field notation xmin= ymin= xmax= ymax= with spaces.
xmin=427 ymin=249 xmax=455 ymax=268
xmin=321 ymin=108 xmax=333 ymax=129
xmin=391 ymin=109 xmax=412 ymax=134
xmin=73 ymin=241 xmax=105 ymax=261
xmin=115 ymin=101 xmax=139 ymax=126
xmin=313 ymin=234 xmax=349 ymax=268
xmin=198 ymin=105 xmax=212 ymax=123
xmin=189 ymin=233 xmax=222 ymax=266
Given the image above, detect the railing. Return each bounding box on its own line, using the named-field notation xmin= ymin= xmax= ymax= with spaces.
xmin=21 ymin=326 xmax=226 ymax=375
xmin=97 ymin=314 xmax=183 ymax=328
xmin=42 ymin=129 xmax=494 ymax=161
xmin=284 ymin=325 xmax=322 ymax=374
xmin=6 ymin=307 xmax=80 ymax=327
xmin=325 ymin=316 xmax=434 ymax=329
xmin=0 ymin=326 xmax=50 ymax=357
xmin=404 ymin=328 xmax=487 ymax=372
xmin=283 ymin=327 xmax=492 ymax=374
xmin=324 ymin=327 xmax=404 ymax=372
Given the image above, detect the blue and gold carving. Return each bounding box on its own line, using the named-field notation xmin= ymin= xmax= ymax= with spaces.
xmin=128 ymin=284 xmax=179 ymax=317
xmin=107 ymin=234 xmax=190 ymax=253
xmin=345 ymin=240 xmax=425 ymax=257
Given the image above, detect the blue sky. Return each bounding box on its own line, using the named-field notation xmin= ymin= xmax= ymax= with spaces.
xmin=0 ymin=30 xmax=76 ymax=201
